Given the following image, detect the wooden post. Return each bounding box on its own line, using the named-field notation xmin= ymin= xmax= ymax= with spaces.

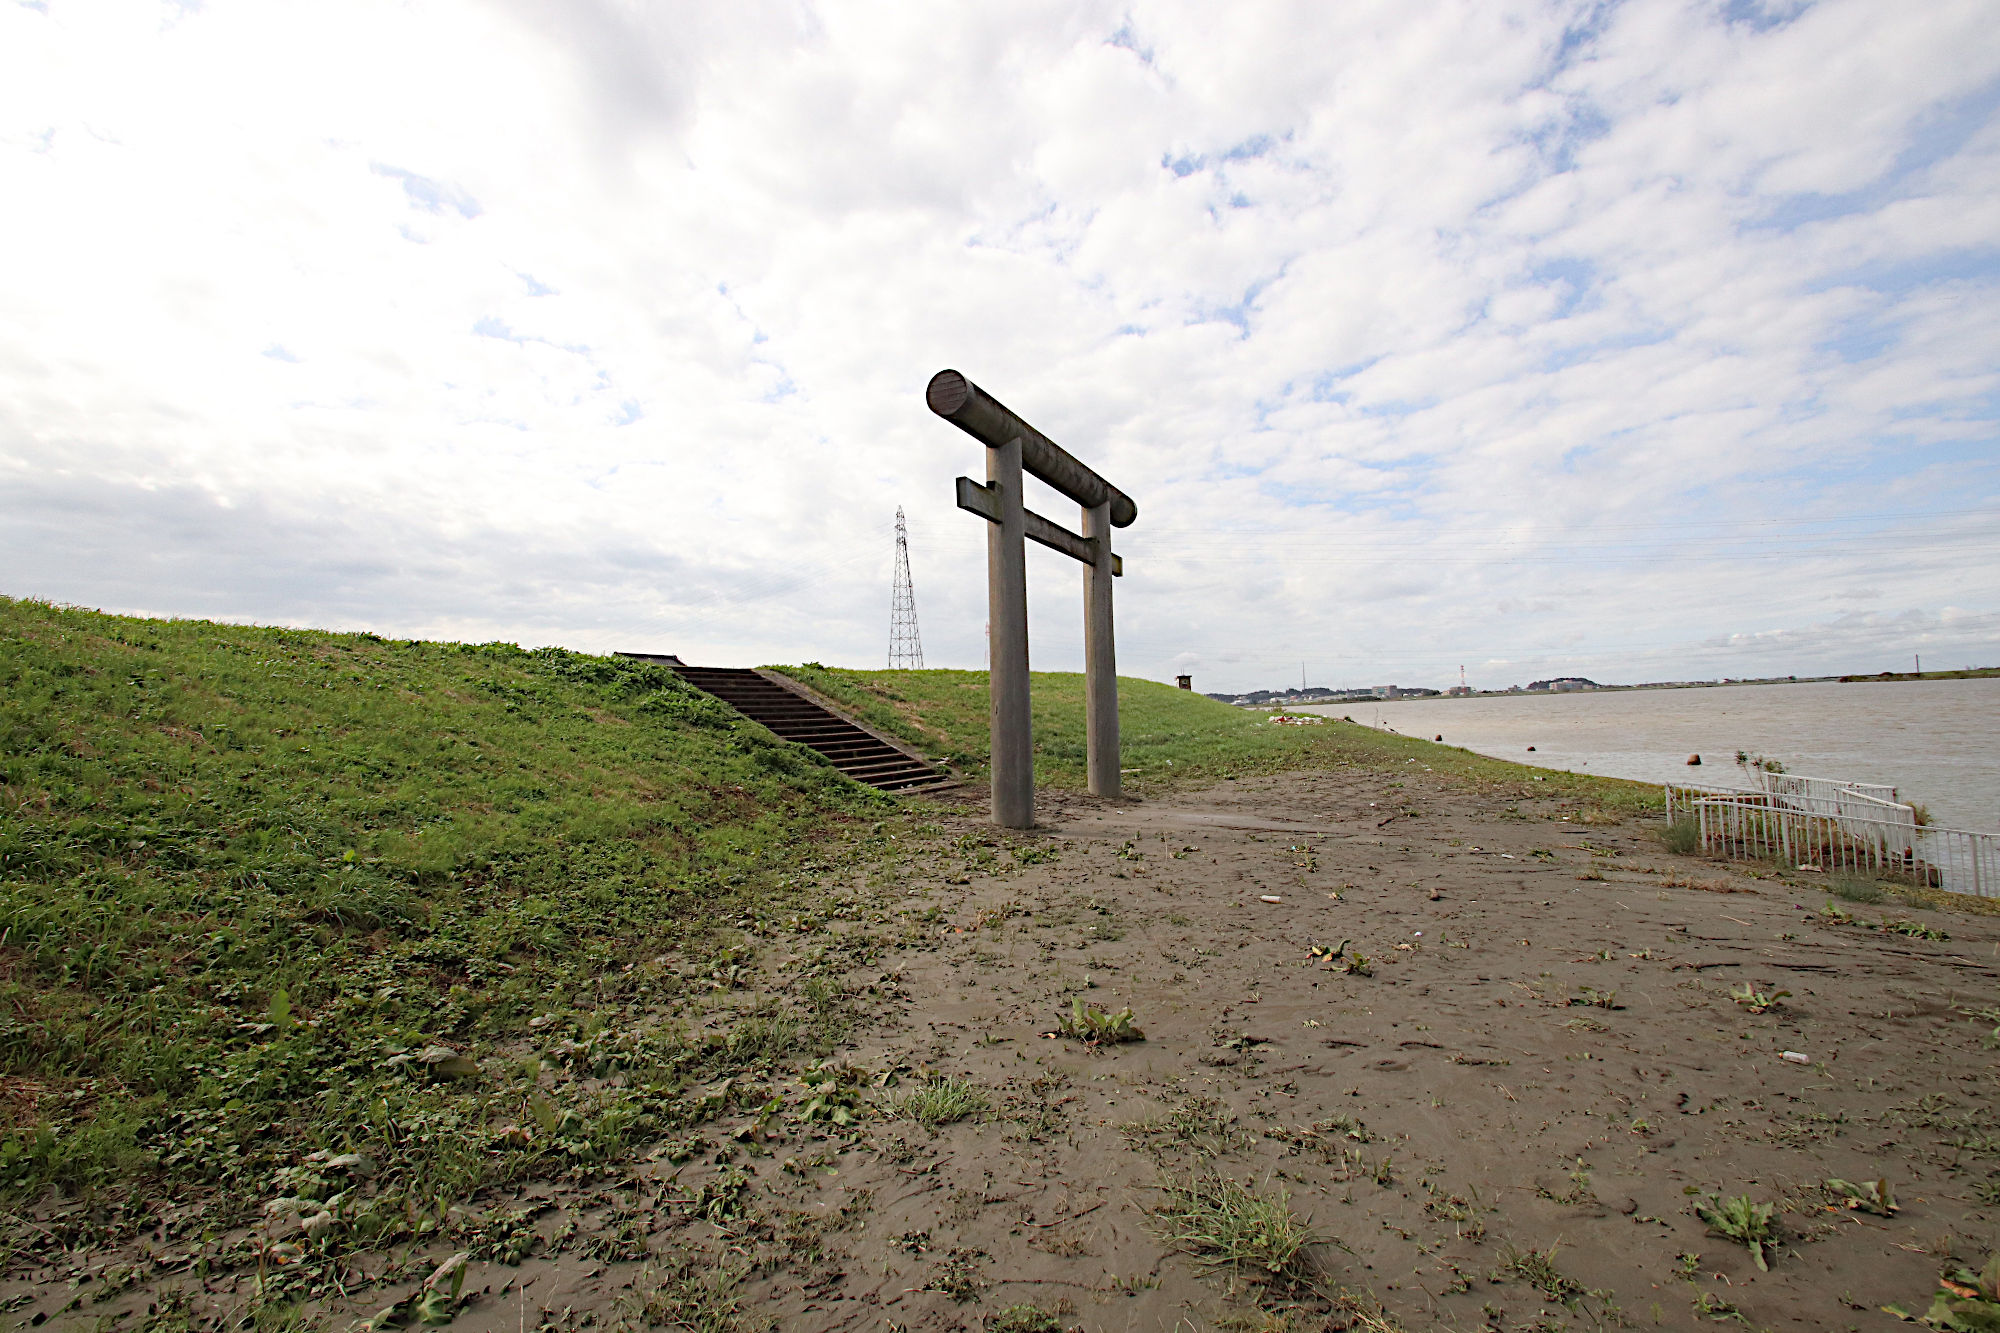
xmin=987 ymin=436 xmax=1034 ymax=828
xmin=1082 ymin=500 xmax=1119 ymax=798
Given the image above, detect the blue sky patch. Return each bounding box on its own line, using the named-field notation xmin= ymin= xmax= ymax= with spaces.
xmin=370 ymin=163 xmax=482 ymax=219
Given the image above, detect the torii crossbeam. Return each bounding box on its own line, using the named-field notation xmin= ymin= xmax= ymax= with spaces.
xmin=927 ymin=369 xmax=1137 ymax=828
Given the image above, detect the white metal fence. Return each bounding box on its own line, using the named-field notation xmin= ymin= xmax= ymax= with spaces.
xmin=1756 ymin=772 xmax=1903 ymax=820
xmin=1664 ymin=771 xmax=1998 ymax=898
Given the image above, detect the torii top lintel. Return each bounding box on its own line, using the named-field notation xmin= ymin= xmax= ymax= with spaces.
xmin=925 ymin=369 xmax=1138 ymax=528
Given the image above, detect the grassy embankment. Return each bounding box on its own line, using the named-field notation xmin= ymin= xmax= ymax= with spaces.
xmin=0 ymin=598 xmax=899 ymax=1266
xmin=774 ymin=663 xmax=1665 ymax=814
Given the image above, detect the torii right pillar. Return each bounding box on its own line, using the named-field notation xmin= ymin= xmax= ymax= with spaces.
xmin=1082 ymin=500 xmax=1118 ymax=799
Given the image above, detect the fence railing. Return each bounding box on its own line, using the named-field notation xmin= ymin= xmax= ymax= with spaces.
xmin=1664 ymin=774 xmax=1997 ymax=899
xmin=1753 ymin=771 xmax=1904 ymax=822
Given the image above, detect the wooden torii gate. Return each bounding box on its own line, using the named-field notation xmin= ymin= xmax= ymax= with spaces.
xmin=926 ymin=369 xmax=1137 ymax=828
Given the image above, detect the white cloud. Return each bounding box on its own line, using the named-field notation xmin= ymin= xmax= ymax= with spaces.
xmin=1 ymin=0 xmax=1996 ymax=693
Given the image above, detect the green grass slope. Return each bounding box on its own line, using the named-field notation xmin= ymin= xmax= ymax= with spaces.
xmin=772 ymin=664 xmax=1663 ymax=808
xmin=0 ymin=598 xmax=886 ymax=1236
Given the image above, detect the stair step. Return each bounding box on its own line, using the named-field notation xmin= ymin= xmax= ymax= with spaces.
xmin=658 ymin=665 xmax=946 ymax=792
xmin=840 ymin=759 xmax=932 ymax=777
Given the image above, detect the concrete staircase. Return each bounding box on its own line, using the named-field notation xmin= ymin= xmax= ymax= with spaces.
xmin=666 ymin=665 xmax=949 ymax=792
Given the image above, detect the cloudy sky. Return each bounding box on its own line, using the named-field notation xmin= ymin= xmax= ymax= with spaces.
xmin=4 ymin=0 xmax=1997 ymax=693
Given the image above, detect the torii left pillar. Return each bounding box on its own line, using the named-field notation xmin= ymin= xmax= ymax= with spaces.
xmin=985 ymin=434 xmax=1034 ymax=828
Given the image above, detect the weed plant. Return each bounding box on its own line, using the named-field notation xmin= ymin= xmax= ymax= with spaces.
xmin=1490 ymin=1243 xmax=1623 ymax=1323
xmin=923 ymin=1246 xmax=988 ymax=1301
xmin=1730 ymin=984 xmax=1791 ymax=1014
xmin=1056 ymin=999 xmax=1143 ymax=1044
xmin=1826 ymin=872 xmax=1883 ymax=904
xmin=0 ymin=598 xmax=884 ymax=1260
xmin=1883 ymin=1251 xmax=2000 ymax=1326
xmin=1693 ymin=1193 xmax=1778 ymax=1271
xmin=1492 ymin=1243 xmax=1586 ymax=1305
xmin=1692 ymin=1291 xmax=1747 ymax=1322
xmin=1824 ymin=1177 xmax=1897 ymax=1216
xmin=1123 ymin=1094 xmax=1251 ymax=1160
xmin=795 ymin=1063 xmax=868 ymax=1127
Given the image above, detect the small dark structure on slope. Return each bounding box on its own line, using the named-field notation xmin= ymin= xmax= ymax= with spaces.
xmin=620 ymin=655 xmax=947 ymax=792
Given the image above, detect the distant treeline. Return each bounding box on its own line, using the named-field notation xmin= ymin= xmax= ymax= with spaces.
xmin=1838 ymin=667 xmax=1999 ymax=683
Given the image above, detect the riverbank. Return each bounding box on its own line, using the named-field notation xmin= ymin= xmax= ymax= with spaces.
xmin=1227 ymin=666 xmax=2000 ymax=713
xmin=1305 ymin=677 xmax=2000 ymax=833
xmin=7 ymin=615 xmax=1996 ymax=1332
xmin=16 ymin=766 xmax=1996 ymax=1332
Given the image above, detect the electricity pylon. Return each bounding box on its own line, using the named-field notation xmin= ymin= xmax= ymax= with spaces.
xmin=889 ymin=507 xmax=924 ymax=669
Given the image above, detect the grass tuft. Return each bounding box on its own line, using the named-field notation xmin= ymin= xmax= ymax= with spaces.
xmin=1827 ymin=872 xmax=1883 ymax=903
xmin=985 ymin=1304 xmax=1067 ymax=1333
xmin=1147 ymin=1171 xmax=1320 ymax=1285
xmin=627 ymin=1247 xmax=754 ymax=1333
xmin=897 ymin=1075 xmax=989 ymax=1128
xmin=1661 ymin=818 xmax=1703 ymax=856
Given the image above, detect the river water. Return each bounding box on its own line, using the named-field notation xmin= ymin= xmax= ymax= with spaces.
xmin=1297 ymin=679 xmax=2000 ymax=833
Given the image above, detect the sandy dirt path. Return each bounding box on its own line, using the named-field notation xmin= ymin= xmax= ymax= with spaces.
xmin=716 ymin=768 xmax=2000 ymax=1331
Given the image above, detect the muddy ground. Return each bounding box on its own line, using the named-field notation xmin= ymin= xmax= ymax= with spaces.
xmin=16 ymin=768 xmax=2000 ymax=1332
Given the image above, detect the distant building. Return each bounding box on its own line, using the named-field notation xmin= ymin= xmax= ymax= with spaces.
xmin=1447 ymin=685 xmax=1473 ymax=696
xmin=1527 ymin=676 xmax=1602 ymax=693
xmin=1175 ymin=674 xmax=1192 ymax=690
xmin=1213 ymin=682 xmax=1438 ymax=707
